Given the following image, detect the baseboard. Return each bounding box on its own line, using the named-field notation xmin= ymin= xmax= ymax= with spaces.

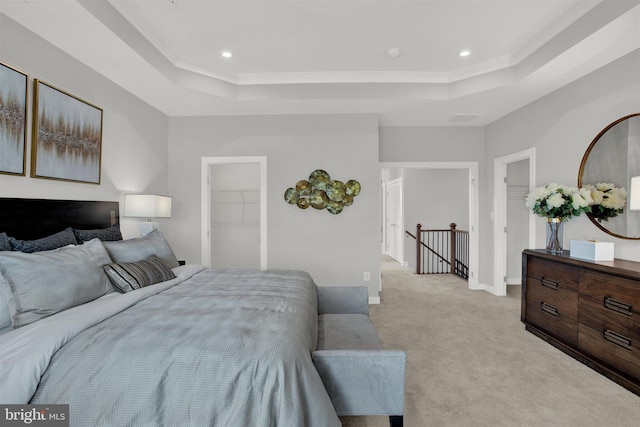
xmin=369 ymin=296 xmax=381 ymax=305
xmin=470 ymin=282 xmax=509 ymax=296
xmin=507 ymin=277 xmax=522 ymax=285
xmin=468 ymin=281 xmax=486 ymax=291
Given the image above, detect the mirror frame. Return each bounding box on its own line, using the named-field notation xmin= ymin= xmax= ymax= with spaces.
xmin=578 ymin=113 xmax=640 ymax=240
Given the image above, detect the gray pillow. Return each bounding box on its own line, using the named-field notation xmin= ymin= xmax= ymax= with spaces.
xmin=102 ymin=230 xmax=179 ymax=269
xmin=8 ymin=228 xmax=77 ymax=253
xmin=104 ymin=255 xmax=176 ymax=293
xmin=73 ymin=224 xmax=123 ymax=243
xmin=0 ymin=239 xmax=115 ymax=328
xmin=0 ymin=275 xmax=11 ymax=330
xmin=0 ymin=232 xmax=9 ymax=251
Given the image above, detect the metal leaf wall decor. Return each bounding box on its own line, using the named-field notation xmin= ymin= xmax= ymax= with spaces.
xmin=284 ymin=169 xmax=361 ymax=214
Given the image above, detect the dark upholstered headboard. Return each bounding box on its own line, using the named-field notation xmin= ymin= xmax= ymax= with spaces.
xmin=0 ymin=198 xmax=119 ymax=240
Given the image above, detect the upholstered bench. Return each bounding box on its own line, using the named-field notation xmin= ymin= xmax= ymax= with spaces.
xmin=313 ymin=286 xmax=406 ymax=427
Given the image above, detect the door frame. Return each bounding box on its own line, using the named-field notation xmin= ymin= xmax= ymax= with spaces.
xmin=380 ymin=162 xmax=479 ymax=291
xmin=383 ymin=177 xmax=404 ymax=264
xmin=201 ymin=156 xmax=267 ymax=269
xmin=493 ymin=148 xmax=536 ymax=296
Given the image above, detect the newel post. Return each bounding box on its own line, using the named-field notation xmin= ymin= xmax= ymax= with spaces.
xmin=416 ymin=224 xmax=422 ymax=274
xmin=449 ymin=223 xmax=457 ymax=275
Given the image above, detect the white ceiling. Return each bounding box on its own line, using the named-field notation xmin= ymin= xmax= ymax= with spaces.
xmin=2 ymin=0 xmax=639 ymax=125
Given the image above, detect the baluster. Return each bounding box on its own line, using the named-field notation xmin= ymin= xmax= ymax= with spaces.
xmin=416 ymin=224 xmax=422 ymax=274
xmin=449 ymin=223 xmax=457 ymax=275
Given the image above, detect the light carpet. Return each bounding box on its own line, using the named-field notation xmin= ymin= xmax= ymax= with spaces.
xmin=339 ymin=256 xmax=640 ymax=427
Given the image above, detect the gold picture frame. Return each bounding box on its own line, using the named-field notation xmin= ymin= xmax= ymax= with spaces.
xmin=31 ymin=79 xmax=103 ymax=184
xmin=0 ymin=61 xmax=28 ymax=176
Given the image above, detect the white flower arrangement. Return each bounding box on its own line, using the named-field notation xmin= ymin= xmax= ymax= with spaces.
xmin=583 ymin=183 xmax=627 ymax=222
xmin=525 ymin=183 xmax=593 ymax=220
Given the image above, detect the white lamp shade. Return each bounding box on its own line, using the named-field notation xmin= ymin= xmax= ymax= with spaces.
xmin=630 ymin=176 xmax=640 ymax=211
xmin=124 ymin=194 xmax=172 ymax=218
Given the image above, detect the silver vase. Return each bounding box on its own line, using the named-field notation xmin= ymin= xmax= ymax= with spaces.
xmin=546 ymin=217 xmax=564 ymax=254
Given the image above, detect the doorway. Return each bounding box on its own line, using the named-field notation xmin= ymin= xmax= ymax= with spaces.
xmin=200 ymin=157 xmax=267 ymax=269
xmin=384 ymin=177 xmax=404 ymax=264
xmin=506 ymin=160 xmax=530 ymax=285
xmin=380 ymin=162 xmax=479 ymax=291
xmin=493 ymin=149 xmax=536 ymax=296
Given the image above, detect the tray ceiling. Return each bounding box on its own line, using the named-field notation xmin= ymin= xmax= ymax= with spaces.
xmin=1 ymin=0 xmax=639 ymax=125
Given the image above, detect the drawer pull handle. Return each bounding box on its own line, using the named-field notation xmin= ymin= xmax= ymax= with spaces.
xmin=541 ymin=278 xmax=559 ymax=290
xmin=604 ymin=297 xmax=632 ymax=316
xmin=603 ymin=329 xmax=632 ymax=351
xmin=540 ymin=302 xmax=558 ymax=316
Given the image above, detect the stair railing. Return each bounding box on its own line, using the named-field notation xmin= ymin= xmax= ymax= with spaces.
xmin=405 ymin=223 xmax=469 ymax=279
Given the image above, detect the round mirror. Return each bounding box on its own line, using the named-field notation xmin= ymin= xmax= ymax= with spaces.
xmin=578 ymin=113 xmax=640 ymax=239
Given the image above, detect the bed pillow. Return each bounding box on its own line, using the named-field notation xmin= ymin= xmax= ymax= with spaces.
xmin=0 ymin=232 xmax=10 ymax=251
xmin=8 ymin=228 xmax=77 ymax=253
xmin=0 ymin=239 xmax=115 ymax=328
xmin=104 ymin=255 xmax=176 ymax=293
xmin=0 ymin=275 xmax=11 ymax=330
xmin=73 ymin=224 xmax=123 ymax=243
xmin=1 ymin=234 xmax=13 ymax=329
xmin=102 ymin=230 xmax=179 ymax=269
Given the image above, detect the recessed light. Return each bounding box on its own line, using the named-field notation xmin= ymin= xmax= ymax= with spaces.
xmin=459 ymin=49 xmax=471 ymax=57
xmin=220 ymin=50 xmax=233 ymax=59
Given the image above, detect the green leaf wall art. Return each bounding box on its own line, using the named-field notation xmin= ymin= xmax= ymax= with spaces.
xmin=284 ymin=169 xmax=361 ymax=214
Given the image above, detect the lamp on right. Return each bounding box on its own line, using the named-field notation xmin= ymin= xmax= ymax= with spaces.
xmin=124 ymin=194 xmax=172 ymax=236
xmin=630 ymin=176 xmax=640 ymax=211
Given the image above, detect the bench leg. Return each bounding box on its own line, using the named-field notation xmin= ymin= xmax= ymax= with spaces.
xmin=389 ymin=415 xmax=403 ymax=427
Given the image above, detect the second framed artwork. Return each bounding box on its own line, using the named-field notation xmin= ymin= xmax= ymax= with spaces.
xmin=32 ymin=79 xmax=103 ymax=184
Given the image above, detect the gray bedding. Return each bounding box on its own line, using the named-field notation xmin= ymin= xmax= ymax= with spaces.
xmin=29 ymin=268 xmax=340 ymax=427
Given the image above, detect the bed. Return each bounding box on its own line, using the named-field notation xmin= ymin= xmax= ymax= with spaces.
xmin=0 ymin=198 xmax=341 ymax=426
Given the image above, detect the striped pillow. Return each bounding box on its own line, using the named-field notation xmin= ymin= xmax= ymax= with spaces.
xmin=103 ymin=255 xmax=176 ymax=293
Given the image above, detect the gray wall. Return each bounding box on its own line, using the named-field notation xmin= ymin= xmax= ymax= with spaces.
xmin=167 ymin=114 xmax=381 ymax=297
xmin=379 ymin=126 xmax=485 ymax=163
xmin=403 ymin=169 xmax=469 ymax=272
xmin=5 ymin=10 xmax=639 ymax=298
xmin=0 ymin=14 xmax=169 ymax=240
xmin=378 ymin=126 xmax=486 ymax=282
xmin=484 ymin=49 xmax=640 ymax=289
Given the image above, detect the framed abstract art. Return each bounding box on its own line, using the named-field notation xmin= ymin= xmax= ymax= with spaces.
xmin=31 ymin=79 xmax=103 ymax=184
xmin=0 ymin=61 xmax=28 ymax=176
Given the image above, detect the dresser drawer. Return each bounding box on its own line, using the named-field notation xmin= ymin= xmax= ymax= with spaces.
xmin=579 ymin=324 xmax=640 ymax=381
xmin=526 ymin=257 xmax=581 ymax=291
xmin=526 ymin=281 xmax=578 ymax=345
xmin=579 ymin=295 xmax=640 ymax=381
xmin=580 ymin=271 xmax=640 ymax=322
xmin=579 ymin=296 xmax=640 ymax=340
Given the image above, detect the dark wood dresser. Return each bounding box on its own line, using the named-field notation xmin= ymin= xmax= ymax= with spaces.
xmin=522 ymin=249 xmax=640 ymax=396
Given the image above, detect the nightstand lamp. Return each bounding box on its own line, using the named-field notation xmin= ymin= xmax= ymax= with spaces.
xmin=124 ymin=194 xmax=172 ymax=236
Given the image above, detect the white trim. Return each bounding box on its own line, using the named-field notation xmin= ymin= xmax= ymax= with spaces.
xmin=369 ymin=297 xmax=381 ymax=305
xmin=493 ymin=148 xmax=536 ymax=296
xmin=380 ymin=162 xmax=480 ymax=292
xmin=201 ymin=156 xmax=267 ymax=269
